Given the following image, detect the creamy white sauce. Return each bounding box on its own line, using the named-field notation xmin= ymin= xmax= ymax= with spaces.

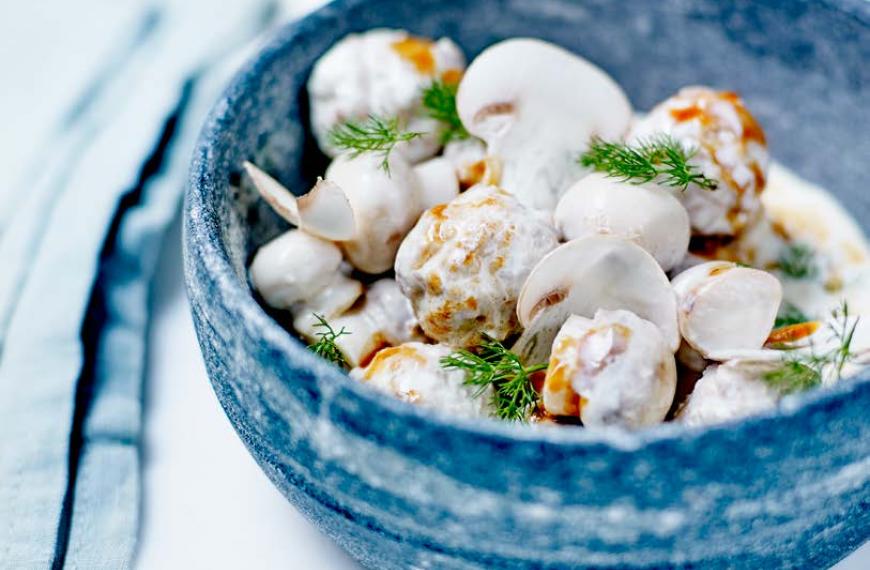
xmin=762 ymin=162 xmax=870 ymax=374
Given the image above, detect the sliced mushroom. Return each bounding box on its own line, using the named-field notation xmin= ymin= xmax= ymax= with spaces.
xmin=517 ymin=236 xmax=680 ymax=351
xmin=629 ymin=87 xmax=769 ymax=237
xmin=325 ymin=153 xmax=423 ymax=274
xmin=350 ymin=342 xmax=494 ymax=418
xmin=677 ymin=359 xmax=781 ymax=427
xmin=542 ymin=309 xmax=676 ymax=428
xmin=671 ymin=261 xmax=782 ymax=358
xmin=554 ymin=173 xmax=690 ymax=271
xmin=456 ymin=38 xmax=632 ymax=211
xmin=243 ymin=161 xmax=356 ymax=241
xmin=249 ymin=230 xmax=343 ymax=310
xmin=395 ymin=184 xmax=559 ymax=347
xmin=307 ymin=29 xmax=466 ymax=162
xmin=412 ymin=156 xmax=460 ymax=210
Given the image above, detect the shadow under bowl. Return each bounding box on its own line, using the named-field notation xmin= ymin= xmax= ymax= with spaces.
xmin=184 ymin=0 xmax=870 ymax=567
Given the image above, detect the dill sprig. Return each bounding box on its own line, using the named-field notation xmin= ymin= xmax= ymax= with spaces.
xmin=421 ymin=80 xmax=469 ymax=144
xmin=763 ymin=300 xmax=859 ymax=394
xmin=327 ymin=115 xmax=422 ymax=174
xmin=308 ymin=313 xmax=350 ymax=368
xmin=778 ymin=243 xmax=818 ymax=279
xmin=775 ymin=302 xmax=812 ymax=328
xmin=579 ymin=135 xmax=718 ymax=191
xmin=440 ymin=335 xmax=547 ymax=421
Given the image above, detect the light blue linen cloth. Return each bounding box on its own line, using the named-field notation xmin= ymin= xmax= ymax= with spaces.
xmin=0 ymin=1 xmax=281 ymax=567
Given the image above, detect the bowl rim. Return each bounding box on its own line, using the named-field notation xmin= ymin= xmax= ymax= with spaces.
xmin=185 ymin=0 xmax=870 ymax=451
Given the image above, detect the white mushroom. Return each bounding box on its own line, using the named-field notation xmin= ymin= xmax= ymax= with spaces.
xmin=243 ymin=161 xmax=356 ymax=241
xmin=671 ymin=261 xmax=782 ymax=358
xmin=542 ymin=309 xmax=676 ymax=428
xmin=325 ymin=153 xmax=423 ymax=274
xmin=294 ymin=270 xmax=364 ymax=322
xmin=296 ymin=279 xmax=422 ymax=368
xmin=677 ymin=359 xmax=781 ymax=427
xmin=308 ymin=29 xmax=466 ymax=162
xmin=249 ymin=230 xmax=344 ymax=310
xmin=456 ymin=38 xmax=632 ymax=211
xmin=395 ymin=185 xmax=559 ymax=347
xmin=554 ymin=173 xmax=690 ymax=271
xmin=351 ymin=342 xmax=494 ymax=418
xmin=412 ymin=156 xmax=460 ymax=210
xmin=516 ymin=236 xmax=680 ymax=352
xmin=629 ymin=87 xmax=769 ymax=237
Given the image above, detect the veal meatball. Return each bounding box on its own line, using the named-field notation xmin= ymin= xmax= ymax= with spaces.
xmin=629 ymin=87 xmax=769 ymax=238
xmin=395 ymin=185 xmax=558 ymax=347
xmin=308 ymin=28 xmax=465 ymax=163
xmin=542 ymin=309 xmax=677 ymax=428
xmin=351 ymin=342 xmax=494 ymax=418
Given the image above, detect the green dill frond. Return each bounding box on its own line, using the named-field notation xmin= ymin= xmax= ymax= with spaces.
xmin=308 ymin=313 xmax=350 ymax=369
xmin=327 ymin=115 xmax=422 ymax=174
xmin=440 ymin=335 xmax=547 ymax=421
xmin=579 ymin=135 xmax=718 ymax=191
xmin=778 ymin=243 xmax=818 ymax=279
xmin=774 ymin=302 xmax=812 ymax=328
xmin=421 ymin=80 xmax=469 ymax=144
xmin=763 ymin=300 xmax=859 ymax=393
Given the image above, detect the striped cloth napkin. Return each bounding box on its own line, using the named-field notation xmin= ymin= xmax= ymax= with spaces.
xmin=0 ymin=1 xmax=322 ymax=567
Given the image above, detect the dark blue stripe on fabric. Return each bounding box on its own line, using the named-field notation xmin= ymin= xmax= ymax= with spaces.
xmin=51 ymin=78 xmax=195 ymax=570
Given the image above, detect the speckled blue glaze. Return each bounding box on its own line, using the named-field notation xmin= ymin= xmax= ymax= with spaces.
xmin=184 ymin=1 xmax=870 ymax=567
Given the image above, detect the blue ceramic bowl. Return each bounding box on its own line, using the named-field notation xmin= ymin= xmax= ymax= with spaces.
xmin=184 ymin=1 xmax=870 ymax=567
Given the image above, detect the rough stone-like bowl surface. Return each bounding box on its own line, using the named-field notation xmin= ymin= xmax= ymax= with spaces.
xmin=184 ymin=1 xmax=870 ymax=567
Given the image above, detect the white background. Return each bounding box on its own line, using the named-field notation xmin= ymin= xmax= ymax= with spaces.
xmin=1 ymin=1 xmax=867 ymax=568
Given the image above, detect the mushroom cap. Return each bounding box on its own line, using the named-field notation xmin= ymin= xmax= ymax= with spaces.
xmin=517 ymin=236 xmax=680 ymax=350
xmin=677 ymin=359 xmax=781 ymax=427
xmin=292 ymin=271 xmax=364 ymax=337
xmin=350 ymin=342 xmax=494 ymax=418
xmin=326 ymin=153 xmax=422 ymax=274
xmin=629 ymin=87 xmax=769 ymax=237
xmin=395 ymin=184 xmax=559 ymax=347
xmin=243 ymin=161 xmax=356 ymax=241
xmin=307 ymin=29 xmax=466 ymax=162
xmin=456 ymin=38 xmax=632 ymax=211
xmin=413 ymin=156 xmax=460 ymax=211
xmin=249 ymin=230 xmax=343 ymax=310
xmin=542 ymin=309 xmax=676 ymax=428
xmin=671 ymin=261 xmax=782 ymax=358
xmin=554 ymin=172 xmax=691 ymax=271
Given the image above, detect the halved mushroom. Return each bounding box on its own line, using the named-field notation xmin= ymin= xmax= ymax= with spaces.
xmin=554 ymin=173 xmax=691 ymax=271
xmin=456 ymin=38 xmax=632 ymax=211
xmin=350 ymin=342 xmax=494 ymax=418
xmin=325 ymin=152 xmax=423 ymax=274
xmin=542 ymin=309 xmax=676 ymax=428
xmin=517 ymin=236 xmax=680 ymax=351
xmin=677 ymin=359 xmax=781 ymax=427
xmin=671 ymin=261 xmax=782 ymax=358
xmin=412 ymin=156 xmax=460 ymax=210
xmin=243 ymin=161 xmax=356 ymax=241
xmin=249 ymin=230 xmax=344 ymax=310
